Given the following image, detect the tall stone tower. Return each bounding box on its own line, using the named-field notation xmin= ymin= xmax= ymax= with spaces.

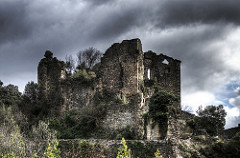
xmin=37 ymin=50 xmax=66 ymax=104
xmin=99 ymin=38 xmax=144 ymax=96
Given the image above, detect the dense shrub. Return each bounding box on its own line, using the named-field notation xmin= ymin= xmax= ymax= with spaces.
xmin=46 ymin=103 xmax=108 ymax=139
xmin=187 ymin=105 xmax=227 ymax=136
xmin=43 ymin=139 xmax=61 ymax=158
xmin=0 ymin=104 xmax=58 ymax=157
xmin=59 ymin=141 xmax=107 ymax=157
xmin=0 ymin=83 xmax=22 ymax=106
xmin=201 ymin=132 xmax=240 ymax=157
xmin=127 ymin=141 xmax=158 ymax=158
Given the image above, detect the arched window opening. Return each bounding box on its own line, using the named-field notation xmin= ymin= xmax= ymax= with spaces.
xmin=147 ymin=68 xmax=151 ymax=80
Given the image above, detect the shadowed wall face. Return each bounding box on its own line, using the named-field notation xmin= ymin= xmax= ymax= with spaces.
xmin=144 ymin=51 xmax=181 ymax=110
xmin=99 ymin=38 xmax=144 ymax=96
xmin=38 ymin=51 xmax=66 ymax=103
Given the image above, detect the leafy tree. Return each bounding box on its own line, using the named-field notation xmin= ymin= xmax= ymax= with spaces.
xmin=23 ymin=81 xmax=38 ymax=103
xmin=20 ymin=81 xmax=40 ymax=123
xmin=0 ymin=83 xmax=22 ymax=106
xmin=77 ymin=47 xmax=102 ymax=70
xmin=0 ymin=80 xmax=3 ymax=87
xmin=197 ymin=105 xmax=226 ymax=136
xmin=201 ymin=132 xmax=240 ymax=157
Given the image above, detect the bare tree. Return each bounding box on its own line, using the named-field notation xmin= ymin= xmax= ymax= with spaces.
xmin=65 ymin=55 xmax=75 ymax=75
xmin=77 ymin=47 xmax=102 ymax=70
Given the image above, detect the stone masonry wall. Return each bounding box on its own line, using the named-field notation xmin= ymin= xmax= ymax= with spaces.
xmin=38 ymin=51 xmax=66 ymax=104
xmin=144 ymin=51 xmax=181 ymax=110
xmin=99 ymin=38 xmax=144 ymax=97
xmin=60 ymin=79 xmax=96 ymax=111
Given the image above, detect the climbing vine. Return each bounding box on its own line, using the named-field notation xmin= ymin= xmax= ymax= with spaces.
xmin=144 ymin=87 xmax=178 ymax=139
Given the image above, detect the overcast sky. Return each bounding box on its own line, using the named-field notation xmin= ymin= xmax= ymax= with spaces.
xmin=1 ymin=0 xmax=240 ymax=128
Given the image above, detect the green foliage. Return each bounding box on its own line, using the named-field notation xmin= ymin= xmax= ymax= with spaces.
xmin=149 ymin=88 xmax=178 ymax=121
xmin=127 ymin=141 xmax=158 ymax=158
xmin=118 ymin=125 xmax=136 ymax=140
xmin=73 ymin=68 xmax=88 ymax=79
xmin=72 ymin=68 xmax=96 ymax=86
xmin=45 ymin=118 xmax=62 ymax=134
xmin=186 ymin=119 xmax=196 ymax=130
xmin=196 ymin=105 xmax=226 ymax=136
xmin=77 ymin=141 xmax=94 ymax=158
xmin=201 ymin=132 xmax=240 ymax=157
xmin=31 ymin=150 xmax=39 ymax=158
xmin=187 ymin=105 xmax=227 ymax=136
xmin=154 ymin=149 xmax=163 ymax=158
xmin=47 ymin=103 xmax=108 ymax=139
xmin=0 ymin=105 xmax=27 ymax=157
xmin=0 ymin=83 xmax=22 ymax=106
xmin=23 ymin=81 xmax=38 ymax=104
xmin=59 ymin=141 xmax=107 ymax=158
xmin=43 ymin=139 xmax=61 ymax=158
xmin=116 ymin=138 xmax=131 ymax=158
xmin=19 ymin=81 xmax=40 ymax=125
xmin=115 ymin=93 xmax=129 ymax=105
xmin=0 ymin=80 xmax=3 ymax=87
xmin=31 ymin=120 xmax=57 ymax=140
xmin=145 ymin=88 xmax=178 ymax=139
xmin=0 ymin=152 xmax=19 ymax=158
xmin=140 ymin=81 xmax=146 ymax=96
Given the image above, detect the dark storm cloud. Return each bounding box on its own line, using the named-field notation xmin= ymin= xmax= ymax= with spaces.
xmin=155 ymin=0 xmax=240 ymax=27
xmin=0 ymin=0 xmax=31 ymax=43
xmin=82 ymin=0 xmax=240 ymax=43
xmin=90 ymin=7 xmax=146 ymax=40
xmin=86 ymin=0 xmax=112 ymax=6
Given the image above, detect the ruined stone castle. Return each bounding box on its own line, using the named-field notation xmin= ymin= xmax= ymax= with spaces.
xmin=38 ymin=38 xmax=181 ymax=140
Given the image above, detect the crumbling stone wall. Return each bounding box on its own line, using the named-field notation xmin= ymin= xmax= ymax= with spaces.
xmin=38 ymin=50 xmax=66 ymax=106
xmin=60 ymin=79 xmax=96 ymax=111
xmin=99 ymin=38 xmax=144 ymax=97
xmin=144 ymin=51 xmax=181 ymax=111
xmin=37 ymin=39 xmax=181 ymax=140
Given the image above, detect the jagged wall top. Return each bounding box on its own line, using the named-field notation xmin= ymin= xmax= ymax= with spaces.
xmin=38 ymin=50 xmax=66 ymax=101
xmin=99 ymin=38 xmax=144 ymax=96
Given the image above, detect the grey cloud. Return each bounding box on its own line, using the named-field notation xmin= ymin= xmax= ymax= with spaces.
xmin=0 ymin=0 xmax=31 ymax=43
xmin=155 ymin=0 xmax=240 ymax=27
xmin=85 ymin=0 xmax=240 ymax=42
xmin=230 ymin=96 xmax=240 ymax=108
xmin=235 ymin=87 xmax=240 ymax=95
xmin=143 ymin=24 xmax=234 ymax=93
xmin=85 ymin=0 xmax=113 ymax=6
xmin=90 ymin=9 xmax=144 ymax=41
